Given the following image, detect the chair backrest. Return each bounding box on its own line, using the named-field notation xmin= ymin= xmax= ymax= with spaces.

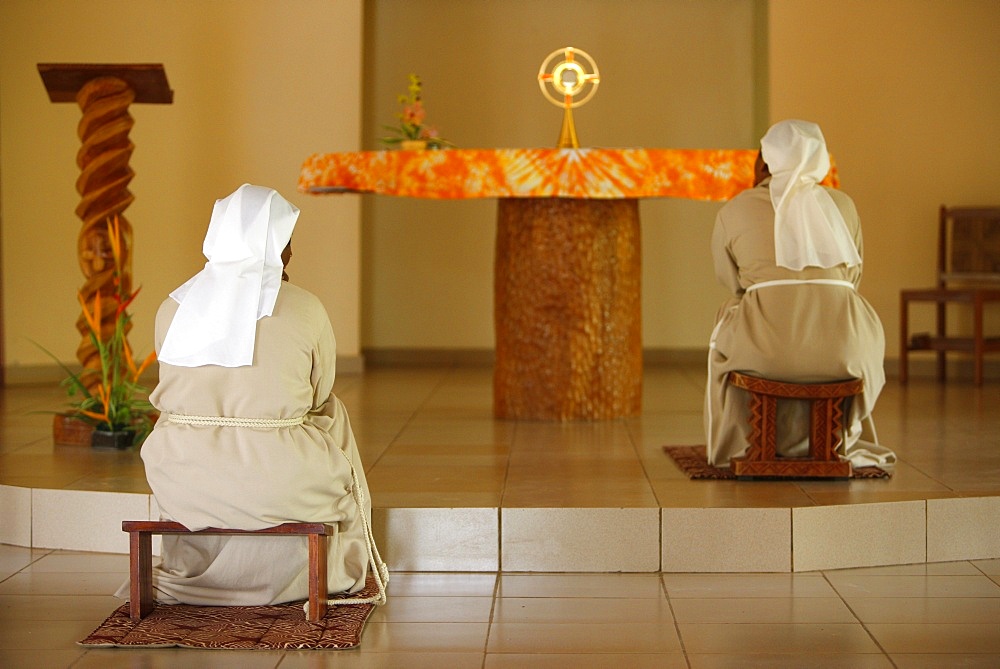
xmin=938 ymin=205 xmax=1000 ymax=287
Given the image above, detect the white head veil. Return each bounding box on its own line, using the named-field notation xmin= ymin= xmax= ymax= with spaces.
xmin=157 ymin=184 xmax=300 ymax=367
xmin=760 ymin=120 xmax=861 ymax=271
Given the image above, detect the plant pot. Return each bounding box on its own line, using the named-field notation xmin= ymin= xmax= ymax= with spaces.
xmin=91 ymin=429 xmax=134 ymax=450
xmin=399 ymin=140 xmax=427 ymax=151
xmin=53 ymin=413 xmax=94 ymax=446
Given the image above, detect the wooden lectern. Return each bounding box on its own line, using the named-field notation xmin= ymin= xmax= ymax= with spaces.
xmin=39 ymin=63 xmax=172 ymax=444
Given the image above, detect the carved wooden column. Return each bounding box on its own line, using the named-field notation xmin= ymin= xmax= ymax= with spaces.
xmin=494 ymin=198 xmax=642 ymax=420
xmin=38 ymin=63 xmax=172 ymax=389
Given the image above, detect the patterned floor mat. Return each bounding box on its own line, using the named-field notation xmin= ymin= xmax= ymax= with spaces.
xmin=79 ymin=577 xmax=381 ymax=650
xmin=664 ymin=446 xmax=890 ymax=479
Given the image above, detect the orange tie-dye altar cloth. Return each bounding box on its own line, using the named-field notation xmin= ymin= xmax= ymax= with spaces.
xmin=298 ymin=148 xmax=838 ymax=201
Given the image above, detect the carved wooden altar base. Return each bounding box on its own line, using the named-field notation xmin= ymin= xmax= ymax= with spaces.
xmin=494 ymin=198 xmax=642 ymax=420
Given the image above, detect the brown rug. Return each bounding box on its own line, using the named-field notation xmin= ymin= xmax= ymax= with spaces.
xmin=79 ymin=577 xmax=381 ymax=650
xmin=664 ymin=446 xmax=891 ymax=479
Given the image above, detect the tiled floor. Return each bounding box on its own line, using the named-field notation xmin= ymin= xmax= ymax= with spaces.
xmin=2 ymin=362 xmax=1000 ymax=666
xmin=2 ymin=545 xmax=1000 ymax=667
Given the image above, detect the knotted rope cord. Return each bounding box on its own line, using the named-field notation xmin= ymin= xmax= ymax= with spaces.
xmin=165 ymin=413 xmax=305 ymax=428
xmin=302 ymin=449 xmax=389 ymax=615
xmin=744 ymin=278 xmax=855 ymax=292
xmin=167 ymin=410 xmax=387 ymax=611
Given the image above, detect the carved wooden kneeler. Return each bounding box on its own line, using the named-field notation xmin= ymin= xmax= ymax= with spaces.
xmin=728 ymin=371 xmax=860 ymax=479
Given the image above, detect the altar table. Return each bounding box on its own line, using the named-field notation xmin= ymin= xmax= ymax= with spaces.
xmin=298 ymin=148 xmax=837 ymax=420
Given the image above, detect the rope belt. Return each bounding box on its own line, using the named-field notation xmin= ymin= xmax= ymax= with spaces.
xmin=745 ymin=278 xmax=855 ymax=292
xmin=165 ymin=413 xmax=305 ymax=428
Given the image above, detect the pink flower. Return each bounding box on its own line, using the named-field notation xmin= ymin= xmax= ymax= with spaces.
xmin=402 ymin=101 xmax=426 ymax=126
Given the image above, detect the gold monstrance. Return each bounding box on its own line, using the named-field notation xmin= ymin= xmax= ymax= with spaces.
xmin=537 ymin=47 xmax=600 ymax=148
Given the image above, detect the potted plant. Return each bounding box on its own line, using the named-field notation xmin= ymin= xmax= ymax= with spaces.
xmin=44 ymin=215 xmax=157 ymax=449
xmin=381 ymin=73 xmax=453 ymax=150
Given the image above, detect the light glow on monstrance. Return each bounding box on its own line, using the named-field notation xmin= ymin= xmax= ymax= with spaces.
xmin=537 ymin=47 xmax=600 ymax=148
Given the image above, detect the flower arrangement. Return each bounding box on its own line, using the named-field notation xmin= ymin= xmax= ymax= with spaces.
xmin=381 ymin=73 xmax=452 ymax=149
xmin=43 ymin=215 xmax=157 ymax=447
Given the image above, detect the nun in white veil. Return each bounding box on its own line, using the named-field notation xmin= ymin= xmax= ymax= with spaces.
xmin=704 ymin=120 xmax=895 ymax=469
xmin=115 ymin=184 xmax=387 ymax=609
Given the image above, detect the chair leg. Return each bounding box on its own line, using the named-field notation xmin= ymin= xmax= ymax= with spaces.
xmin=307 ymin=532 xmax=328 ymax=622
xmin=900 ymin=296 xmax=909 ymax=384
xmin=129 ymin=530 xmax=154 ymax=621
xmin=972 ymin=295 xmax=984 ymax=385
xmin=936 ymin=300 xmax=947 ymax=382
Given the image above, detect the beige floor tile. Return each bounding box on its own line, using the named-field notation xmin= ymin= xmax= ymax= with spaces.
xmin=0 ymin=594 xmax=122 ymax=621
xmin=511 ymin=421 xmax=634 ymax=451
xmin=0 ymin=649 xmax=89 ymax=668
xmin=71 ymin=648 xmax=285 ymax=668
xmin=678 ymin=622 xmax=881 ymax=654
xmin=377 ymin=507 xmax=498 ymax=571
xmin=888 ymin=653 xmax=1000 ymax=668
xmin=32 ymin=489 xmax=151 ymax=554
xmin=826 ymin=560 xmax=983 ymax=575
xmin=502 ymin=477 xmax=658 ymax=507
xmin=847 ymin=596 xmax=1000 ymax=623
xmin=651 ymin=479 xmax=817 ymax=508
xmin=372 ymin=490 xmax=501 ymax=507
xmin=973 ymin=558 xmax=1000 ymax=575
xmin=662 ymin=573 xmax=837 ymax=598
xmin=493 ymin=596 xmax=675 ymax=624
xmin=662 ymin=507 xmax=790 ymax=572
xmin=0 ymin=618 xmax=106 ymax=650
xmin=0 ymin=544 xmax=46 ymax=579
xmin=824 ymin=573 xmax=1000 ymax=598
xmin=798 ymin=462 xmax=951 ymax=495
xmin=929 ymin=496 xmax=1000 ymax=562
xmin=671 ymin=596 xmax=857 ymax=623
xmin=487 ymin=621 xmax=681 ymax=654
xmin=0 ymin=485 xmax=31 ymax=546
xmin=805 ymin=490 xmax=960 ymax=505
xmin=24 ymin=550 xmax=129 ymax=573
xmin=0 ymin=571 xmax=127 ymax=596
xmin=498 ymin=572 xmax=664 ymax=599
xmin=502 ymin=507 xmax=660 ymax=571
xmin=65 ymin=475 xmax=153 ymax=494
xmin=375 ymin=442 xmax=510 ymax=467
xmin=359 ymin=622 xmax=489 ymax=652
xmin=686 ymin=653 xmax=894 ymax=668
xmin=486 ymin=654 xmax=689 ymax=669
xmin=384 ymin=572 xmax=497 ymax=597
xmin=368 ymin=595 xmax=493 ymax=623
xmin=510 ymin=438 xmax=643 ymax=459
xmin=281 ymin=652 xmax=485 ymax=669
xmin=394 ymin=419 xmax=516 ymax=447
xmin=367 ymin=463 xmax=506 ymax=494
xmin=793 ymin=500 xmax=927 ymax=571
xmin=867 ymin=623 xmax=1000 ymax=653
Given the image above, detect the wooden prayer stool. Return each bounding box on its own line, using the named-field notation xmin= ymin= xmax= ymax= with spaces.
xmin=122 ymin=520 xmax=333 ymax=622
xmin=727 ymin=371 xmax=861 ymax=479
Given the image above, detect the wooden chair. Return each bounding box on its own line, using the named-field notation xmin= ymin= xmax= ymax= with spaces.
xmin=728 ymin=371 xmax=860 ymax=479
xmin=122 ymin=520 xmax=334 ymax=622
xmin=900 ymin=206 xmax=1000 ymax=385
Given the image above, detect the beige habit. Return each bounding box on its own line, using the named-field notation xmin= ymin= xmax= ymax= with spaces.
xmin=705 ymin=121 xmax=895 ymax=469
xmin=115 ymin=185 xmax=386 ymax=607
